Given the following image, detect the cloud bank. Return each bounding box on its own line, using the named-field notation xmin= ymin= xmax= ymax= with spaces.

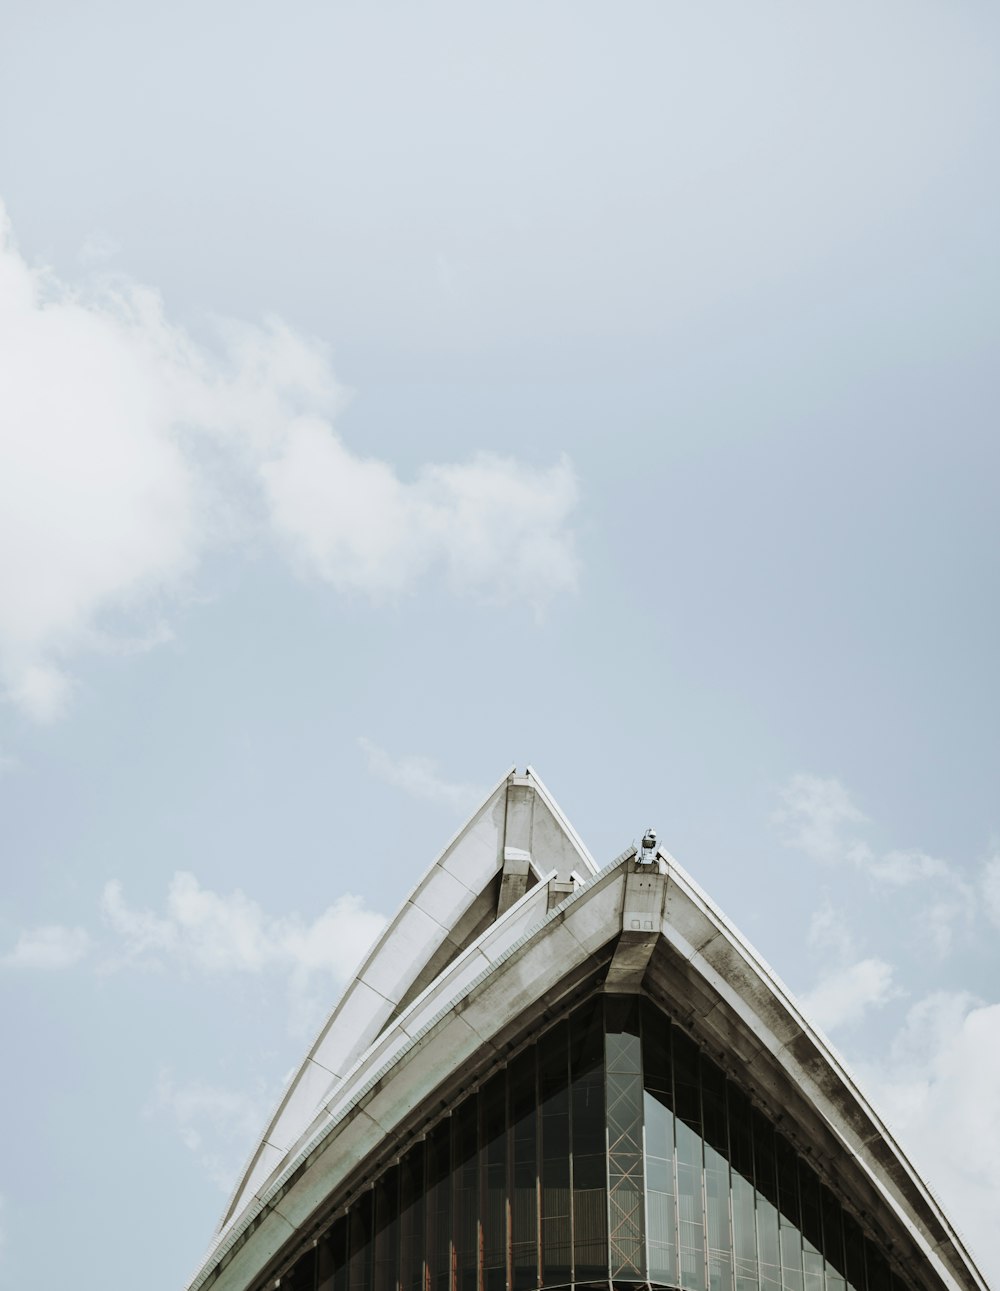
xmin=358 ymin=737 xmax=484 ymax=812
xmin=0 ymin=204 xmax=579 ymax=721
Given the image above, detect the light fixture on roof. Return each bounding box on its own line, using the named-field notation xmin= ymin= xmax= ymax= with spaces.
xmin=638 ymin=827 xmax=657 ymax=866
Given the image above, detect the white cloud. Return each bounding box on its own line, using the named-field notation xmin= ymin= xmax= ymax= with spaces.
xmin=982 ymin=854 xmax=1000 ymax=929
xmin=0 ymin=203 xmax=579 ymax=721
xmin=148 ymin=1073 xmax=271 ymax=1193
xmin=856 ymin=992 xmax=1000 ymax=1287
xmin=359 ymin=737 xmax=484 ymax=812
xmin=775 ymin=774 xmax=975 ymax=958
xmin=772 ymin=773 xmax=868 ymax=864
xmin=101 ymin=872 xmax=385 ymax=983
xmin=1 ymin=923 xmax=91 ymax=969
xmin=799 ymin=957 xmax=899 ymax=1033
xmin=869 ymin=848 xmax=952 ymax=885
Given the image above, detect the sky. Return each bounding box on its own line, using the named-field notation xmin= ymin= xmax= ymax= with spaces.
xmin=0 ymin=2 xmax=998 ymax=1288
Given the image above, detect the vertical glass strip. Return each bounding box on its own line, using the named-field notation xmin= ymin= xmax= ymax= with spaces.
xmin=726 ymin=1084 xmax=758 ymax=1291
xmin=481 ymin=1072 xmax=508 ymax=1291
xmin=571 ymin=998 xmax=608 ymax=1281
xmin=349 ymin=1191 xmax=374 ymax=1291
xmin=751 ymin=1111 xmax=780 ymax=1291
xmin=642 ymin=999 xmax=677 ymax=1289
xmin=775 ymin=1137 xmax=803 ymax=1291
xmin=821 ymin=1185 xmax=847 ymax=1291
xmin=864 ymin=1242 xmax=891 ymax=1291
xmin=287 ymin=1247 xmax=318 ymax=1291
xmin=399 ymin=1144 xmax=425 ymax=1291
xmin=510 ymin=1049 xmax=539 ymax=1291
xmin=425 ymin=1120 xmax=452 ymax=1291
xmin=701 ymin=1058 xmax=733 ymax=1291
xmin=673 ymin=1029 xmax=706 ymax=1291
xmin=842 ymin=1215 xmax=867 ymax=1291
xmin=605 ymin=996 xmax=646 ymax=1281
xmin=797 ymin=1160 xmax=824 ymax=1291
xmin=318 ymin=1216 xmax=349 ymax=1291
xmin=540 ymin=1020 xmax=572 ymax=1286
xmin=374 ymin=1167 xmax=400 ymax=1291
xmin=453 ymin=1096 xmax=479 ymax=1291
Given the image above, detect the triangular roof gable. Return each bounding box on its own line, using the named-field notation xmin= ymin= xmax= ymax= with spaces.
xmin=218 ymin=766 xmax=595 ymax=1234
xmin=191 ymin=789 xmax=987 ymax=1291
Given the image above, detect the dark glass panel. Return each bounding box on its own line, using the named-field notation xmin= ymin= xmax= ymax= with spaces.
xmin=399 ymin=1144 xmax=425 ymax=1291
xmin=865 ymin=1243 xmax=892 ymax=1291
xmin=374 ymin=1168 xmax=400 ymax=1291
xmin=318 ymin=1216 xmax=348 ymax=1291
xmin=673 ymin=1029 xmax=705 ymax=1291
xmin=572 ymin=1000 xmax=608 ymax=1281
xmin=775 ymin=1137 xmax=802 ymax=1291
xmin=286 ymin=1247 xmax=318 ymax=1291
xmin=820 ymin=1185 xmax=847 ymax=1291
xmin=606 ymin=997 xmax=645 ymax=1281
xmin=843 ymin=1214 xmax=867 ymax=1291
xmin=701 ymin=1059 xmax=732 ymax=1291
xmin=510 ymin=1049 xmax=539 ymax=1291
xmin=349 ymin=1192 xmax=374 ymax=1291
xmin=726 ymin=1084 xmax=757 ymax=1291
xmin=453 ymin=1095 xmax=479 ymax=1291
xmin=643 ymin=1010 xmax=676 ymax=1291
xmin=482 ymin=1072 xmax=508 ymax=1291
xmin=751 ymin=1111 xmax=780 ymax=1291
xmin=540 ymin=1021 xmax=572 ymax=1286
xmin=425 ymin=1120 xmax=452 ymax=1291
xmin=798 ymin=1161 xmax=824 ymax=1291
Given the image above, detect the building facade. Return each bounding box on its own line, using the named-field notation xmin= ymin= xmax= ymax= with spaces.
xmin=184 ymin=770 xmax=988 ymax=1291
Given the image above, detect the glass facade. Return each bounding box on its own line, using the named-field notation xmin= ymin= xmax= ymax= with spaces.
xmin=275 ymin=997 xmax=913 ymax=1291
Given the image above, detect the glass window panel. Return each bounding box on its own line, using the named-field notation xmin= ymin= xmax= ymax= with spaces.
xmin=318 ymin=1216 xmax=349 ymax=1291
xmin=540 ymin=1021 xmax=572 ymax=1287
xmin=798 ymin=1161 xmax=824 ymax=1291
xmin=702 ymin=1060 xmax=732 ymax=1291
xmin=305 ymin=996 xmax=918 ymax=1291
xmin=752 ymin=1111 xmax=780 ymax=1291
xmin=606 ymin=999 xmax=645 ymax=1281
xmin=425 ymin=1120 xmax=451 ymax=1291
xmin=865 ymin=1243 xmax=892 ymax=1291
xmin=349 ymin=1192 xmax=374 ymax=1291
xmin=821 ymin=1185 xmax=847 ymax=1291
xmin=843 ymin=1215 xmax=867 ymax=1291
xmin=374 ymin=1167 xmax=399 ymax=1291
xmin=481 ymin=1072 xmax=508 ymax=1291
xmin=453 ymin=1095 xmax=479 ymax=1291
xmin=572 ymin=1000 xmax=608 ymax=1282
xmin=509 ymin=1049 xmax=539 ymax=1291
xmin=398 ymin=1144 xmax=425 ymax=1291
xmin=775 ymin=1137 xmax=802 ymax=1291
xmin=286 ymin=1247 xmax=318 ymax=1291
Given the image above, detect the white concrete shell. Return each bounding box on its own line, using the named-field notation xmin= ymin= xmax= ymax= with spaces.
xmin=185 ymin=771 xmax=988 ymax=1291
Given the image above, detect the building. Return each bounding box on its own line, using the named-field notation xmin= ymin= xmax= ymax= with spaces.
xmin=184 ymin=769 xmax=988 ymax=1291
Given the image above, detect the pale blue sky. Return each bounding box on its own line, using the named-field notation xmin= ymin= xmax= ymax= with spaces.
xmin=1 ymin=4 xmax=998 ymax=1289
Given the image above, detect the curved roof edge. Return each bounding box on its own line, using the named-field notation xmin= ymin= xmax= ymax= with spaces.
xmin=217 ymin=766 xmax=592 ymax=1235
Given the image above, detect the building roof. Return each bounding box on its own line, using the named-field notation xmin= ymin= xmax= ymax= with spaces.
xmin=185 ymin=769 xmax=988 ymax=1291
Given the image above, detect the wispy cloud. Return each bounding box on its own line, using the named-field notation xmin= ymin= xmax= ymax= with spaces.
xmin=1 ymin=924 xmax=91 ymax=969
xmin=772 ymin=773 xmax=869 ymax=865
xmin=100 ymin=872 xmax=385 ymax=987
xmin=774 ymin=773 xmax=974 ymax=959
xmin=0 ymin=202 xmax=579 ymax=721
xmin=856 ymin=992 xmax=1000 ymax=1283
xmin=798 ymin=957 xmax=900 ymax=1033
xmin=359 ymin=737 xmax=484 ymax=812
xmin=147 ymin=1073 xmax=272 ymax=1193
